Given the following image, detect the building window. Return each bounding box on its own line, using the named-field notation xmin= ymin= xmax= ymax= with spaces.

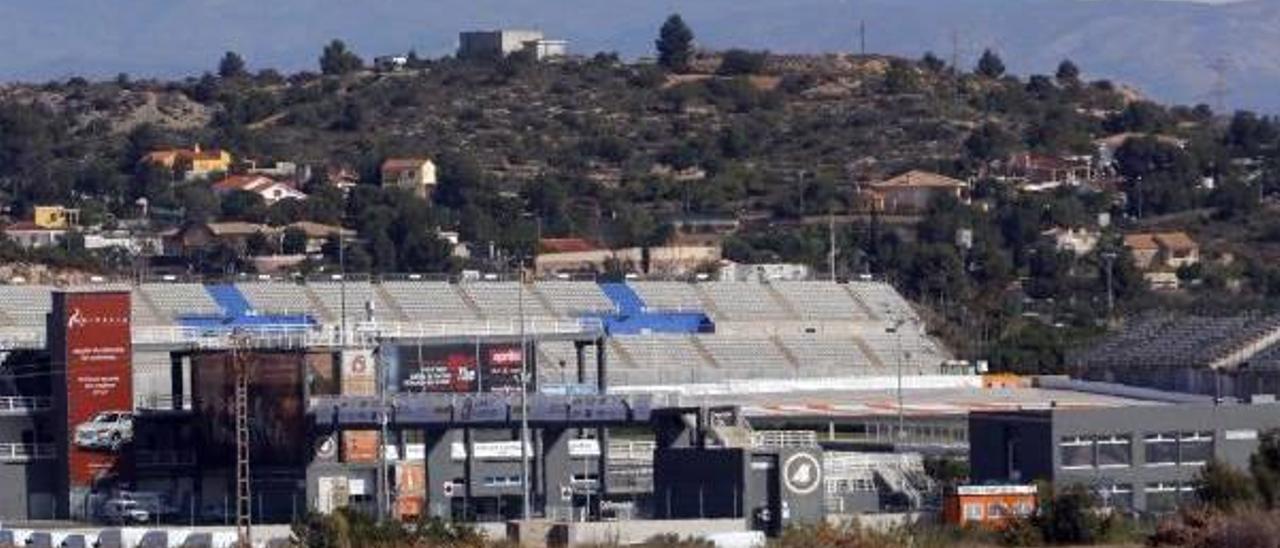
xmin=1014 ymin=501 xmax=1034 ymax=516
xmin=1145 ymin=482 xmax=1181 ymax=513
xmin=1096 ymin=435 xmax=1132 ymax=468
xmin=1179 ymin=432 xmax=1214 ymax=465
xmin=987 ymin=502 xmax=1008 ymax=518
xmin=1060 ymin=436 xmax=1094 ymax=469
xmin=1144 ymin=433 xmax=1178 ymax=466
xmin=1099 ymin=484 xmax=1134 ymax=511
xmin=964 ymin=503 xmax=983 ymax=521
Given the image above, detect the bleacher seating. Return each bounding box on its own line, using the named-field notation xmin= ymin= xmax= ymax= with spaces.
xmin=0 ymin=278 xmax=961 ymax=389
xmin=1072 ymin=314 xmax=1280 ymax=370
xmin=0 ymin=285 xmax=53 ymax=326
xmin=778 ymin=335 xmax=879 ymax=373
xmin=459 ymin=282 xmax=555 ymax=319
xmin=629 ymin=282 xmax=704 ymax=312
xmin=534 ymin=282 xmax=616 ymax=317
xmin=698 ymin=283 xmax=792 ymax=321
xmin=848 ymin=281 xmax=917 ymax=322
xmin=236 ymin=283 xmax=316 ymax=316
xmin=308 ymin=282 xmax=398 ymax=322
xmin=773 ymin=282 xmax=870 ymax=320
xmin=381 ymin=281 xmax=479 ymax=321
xmin=137 ymin=283 xmax=221 ymax=318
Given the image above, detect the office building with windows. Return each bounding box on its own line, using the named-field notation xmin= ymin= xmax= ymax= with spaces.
xmin=969 ymin=400 xmax=1280 ymax=513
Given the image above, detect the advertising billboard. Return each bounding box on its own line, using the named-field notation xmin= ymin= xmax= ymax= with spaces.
xmin=340 ymin=349 xmax=376 ymax=396
xmin=341 ymin=430 xmax=379 ymax=463
xmin=54 ymin=291 xmax=134 ymax=488
xmin=385 ymin=342 xmax=532 ymax=394
xmin=191 ymin=350 xmax=308 ymax=467
xmin=395 ymin=463 xmax=426 ymax=520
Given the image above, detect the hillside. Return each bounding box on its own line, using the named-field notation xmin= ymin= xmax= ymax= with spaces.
xmin=2 ymin=44 xmax=1280 ymax=372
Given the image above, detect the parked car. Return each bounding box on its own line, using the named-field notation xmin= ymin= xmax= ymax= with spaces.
xmin=74 ymin=411 xmax=133 ymax=451
xmin=100 ymin=498 xmax=150 ymax=524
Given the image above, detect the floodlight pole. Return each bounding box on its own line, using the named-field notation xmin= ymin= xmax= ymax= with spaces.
xmin=519 ymin=259 xmax=531 ymax=521
xmin=230 ymin=331 xmax=253 ymax=547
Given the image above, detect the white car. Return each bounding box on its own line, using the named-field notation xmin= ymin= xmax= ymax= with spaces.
xmin=100 ymin=498 xmax=150 ymax=524
xmin=74 ymin=411 xmax=134 ymax=451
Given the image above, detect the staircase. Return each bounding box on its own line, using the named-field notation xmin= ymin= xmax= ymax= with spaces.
xmin=607 ymin=339 xmax=638 ymax=369
xmin=452 ymin=285 xmax=484 ymax=319
xmin=771 ymin=335 xmax=802 ymax=371
xmin=373 ymin=284 xmax=409 ymax=322
xmin=764 ymin=283 xmax=801 ymax=320
xmin=529 ymin=284 xmax=558 ymax=317
xmin=842 ymin=285 xmax=878 ymax=319
xmin=691 ymin=284 xmax=726 ymax=320
xmin=301 ymin=287 xmax=335 ymax=323
xmin=708 ymin=412 xmax=756 ymax=449
xmin=131 ymin=287 xmax=168 ymax=324
xmin=851 ymin=334 xmax=887 ymax=369
xmin=689 ymin=336 xmax=722 ymax=369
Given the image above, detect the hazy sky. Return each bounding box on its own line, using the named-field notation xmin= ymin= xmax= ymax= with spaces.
xmin=0 ymin=0 xmax=1276 ymax=110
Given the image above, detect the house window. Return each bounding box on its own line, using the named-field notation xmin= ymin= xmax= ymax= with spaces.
xmin=1060 ymin=436 xmax=1094 ymax=469
xmin=1179 ymin=432 xmax=1214 ymax=465
xmin=1144 ymin=433 xmax=1178 ymax=466
xmin=1096 ymin=435 xmax=1132 ymax=468
xmin=964 ymin=503 xmax=983 ymax=521
xmin=1013 ymin=501 xmax=1034 ymax=516
xmin=987 ymin=502 xmax=1008 ymax=518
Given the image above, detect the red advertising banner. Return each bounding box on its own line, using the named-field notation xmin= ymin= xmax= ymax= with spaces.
xmin=58 ymin=292 xmax=133 ymax=487
xmin=396 ymin=462 xmax=426 ymax=520
xmin=342 ymin=430 xmax=380 ymax=463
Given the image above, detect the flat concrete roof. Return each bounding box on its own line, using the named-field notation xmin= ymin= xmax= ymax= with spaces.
xmin=688 ymin=386 xmax=1167 ymax=419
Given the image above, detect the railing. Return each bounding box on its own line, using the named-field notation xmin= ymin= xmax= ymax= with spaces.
xmin=131 ymin=318 xmax=603 ymax=348
xmin=0 ymin=443 xmax=55 ymax=462
xmin=0 ymin=396 xmax=51 ymax=413
xmin=752 ymin=430 xmax=818 ymax=449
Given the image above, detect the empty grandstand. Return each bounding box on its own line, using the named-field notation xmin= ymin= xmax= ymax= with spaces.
xmin=1070 ymin=313 xmax=1280 ymax=370
xmin=0 ymin=278 xmax=956 ymax=388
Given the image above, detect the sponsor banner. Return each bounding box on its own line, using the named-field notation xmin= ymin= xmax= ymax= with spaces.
xmin=340 ymin=350 xmax=376 ymax=396
xmin=342 ymin=430 xmax=380 ymax=463
xmin=396 ymin=462 xmax=426 ymax=519
xmin=58 ymin=292 xmax=133 ymax=488
xmin=316 ymin=476 xmax=350 ymax=515
xmin=387 ymin=343 xmax=532 ymax=394
xmin=450 ymin=440 xmax=533 ymax=461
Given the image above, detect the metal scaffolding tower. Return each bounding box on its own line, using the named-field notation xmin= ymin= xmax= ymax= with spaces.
xmin=231 ymin=331 xmax=253 ymax=546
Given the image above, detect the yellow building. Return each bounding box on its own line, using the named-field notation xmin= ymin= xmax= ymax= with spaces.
xmin=32 ymin=206 xmax=80 ymax=229
xmin=141 ymin=145 xmax=233 ymax=180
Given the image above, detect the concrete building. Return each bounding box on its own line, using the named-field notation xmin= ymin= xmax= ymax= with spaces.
xmin=212 ymin=175 xmax=307 ymax=205
xmin=969 ymin=399 xmax=1280 ymax=513
xmin=458 ymin=30 xmax=567 ymax=61
xmin=380 ymin=158 xmax=438 ymax=199
xmin=861 ymin=170 xmax=969 ymax=214
xmin=1124 ymin=232 xmax=1199 ymax=271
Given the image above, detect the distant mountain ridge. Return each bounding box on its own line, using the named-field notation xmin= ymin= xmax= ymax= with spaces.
xmin=2 ymin=0 xmax=1279 ymax=111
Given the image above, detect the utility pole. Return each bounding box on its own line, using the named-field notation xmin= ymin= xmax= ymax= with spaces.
xmin=859 ymin=20 xmax=867 ymax=55
xmin=1102 ymin=251 xmax=1117 ymax=317
xmin=231 ymin=331 xmax=253 ymax=547
xmin=377 ymin=343 xmax=390 ymax=521
xmin=339 ymin=228 xmax=347 ymax=346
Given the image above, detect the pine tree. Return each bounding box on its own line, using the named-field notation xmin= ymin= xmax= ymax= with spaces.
xmin=976 ymin=49 xmax=1006 ymax=79
xmin=1056 ymin=59 xmax=1081 ymax=84
xmin=656 ymin=14 xmax=695 ymax=72
xmin=218 ymin=51 xmax=247 ymax=79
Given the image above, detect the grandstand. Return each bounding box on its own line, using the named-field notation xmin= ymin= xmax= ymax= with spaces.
xmin=0 ymin=278 xmax=957 ymax=388
xmin=1071 ymin=313 xmax=1280 ymax=370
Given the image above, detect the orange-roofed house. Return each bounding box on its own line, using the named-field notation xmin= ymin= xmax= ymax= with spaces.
xmin=540 ymin=238 xmax=601 ymax=254
xmin=863 ymin=170 xmax=969 ymax=214
xmin=380 ymin=158 xmax=438 ymax=199
xmin=212 ymin=175 xmax=307 ymax=205
xmin=142 ymin=145 xmax=233 ymax=180
xmin=1124 ymin=232 xmax=1199 ymax=271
